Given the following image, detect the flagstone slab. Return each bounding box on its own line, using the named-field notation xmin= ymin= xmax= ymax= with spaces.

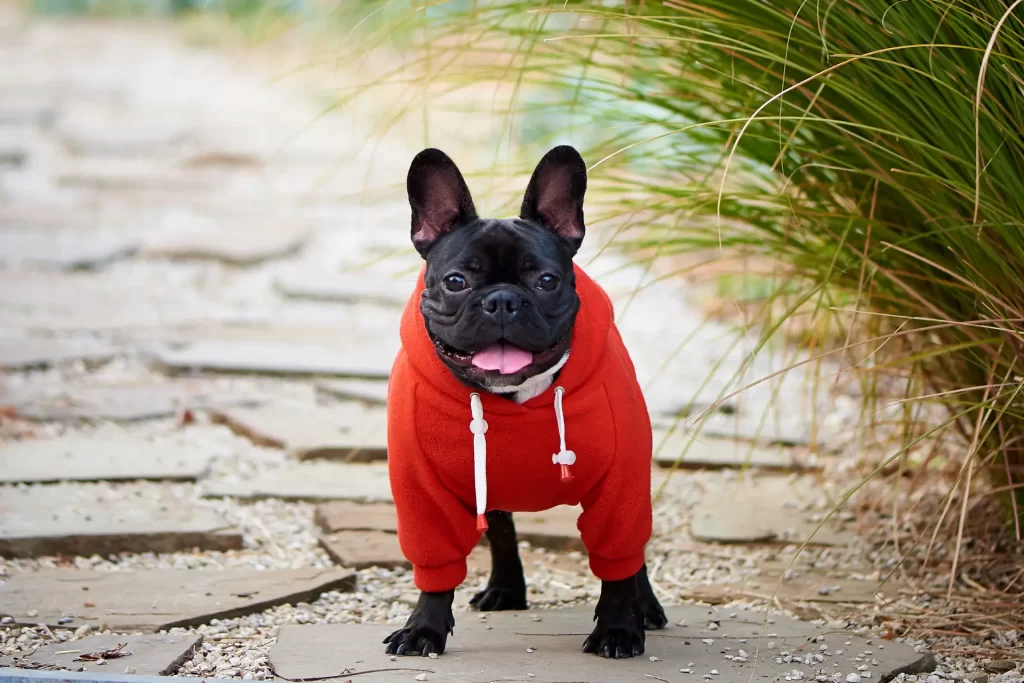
xmin=55 ymin=161 xmax=224 ymax=193
xmin=0 ymin=272 xmax=217 ymax=332
xmin=681 ymin=563 xmax=908 ymax=607
xmin=275 ymin=271 xmax=412 ymax=306
xmin=0 ymin=94 xmax=56 ymax=126
xmin=210 ymin=404 xmax=386 ymax=461
xmin=269 ymin=605 xmax=934 ymax=683
xmin=0 ymin=633 xmax=202 ymax=676
xmin=201 ymin=462 xmax=392 ymax=502
xmin=0 ymin=436 xmax=211 ymax=484
xmin=0 ymin=486 xmax=242 ymax=558
xmin=318 ymin=530 xmax=490 ymax=572
xmin=0 ymin=568 xmax=355 ymax=632
xmin=317 ymin=378 xmax=389 ymax=405
xmin=0 ymin=203 xmax=121 ymax=231
xmin=55 ymin=106 xmax=192 ymax=157
xmin=689 ymin=476 xmax=854 ymax=546
xmin=0 ymin=143 xmax=26 ymax=167
xmin=0 ymin=230 xmax=138 ymax=270
xmin=319 ymin=530 xmax=406 ymax=570
xmin=315 ymin=501 xmax=399 ymax=533
xmin=155 ymin=340 xmax=391 ymax=379
xmin=142 ymin=227 xmax=309 ymax=266
xmin=315 ymin=502 xmax=583 ymax=551
xmin=653 ymin=429 xmax=814 ymax=470
xmin=696 ymin=411 xmax=840 ymax=449
xmin=0 ymin=338 xmax=117 ymax=371
xmin=0 ymin=382 xmax=258 ymax=422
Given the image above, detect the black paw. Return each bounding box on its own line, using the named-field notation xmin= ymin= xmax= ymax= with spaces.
xmin=639 ymin=595 xmax=667 ymax=630
xmin=636 ymin=563 xmax=668 ymax=630
xmin=470 ymin=585 xmax=527 ymax=611
xmin=638 ymin=602 xmax=671 ymax=630
xmin=383 ymin=590 xmax=455 ymax=656
xmin=582 ymin=621 xmax=645 ymax=658
xmin=383 ymin=626 xmax=447 ymax=656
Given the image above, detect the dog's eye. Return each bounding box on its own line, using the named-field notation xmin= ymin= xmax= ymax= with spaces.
xmin=536 ymin=274 xmax=560 ymax=291
xmin=444 ymin=273 xmax=468 ymax=292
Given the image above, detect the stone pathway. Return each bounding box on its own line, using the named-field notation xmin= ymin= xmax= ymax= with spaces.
xmin=0 ymin=6 xmax=970 ymax=683
xmin=269 ymin=606 xmax=935 ymax=683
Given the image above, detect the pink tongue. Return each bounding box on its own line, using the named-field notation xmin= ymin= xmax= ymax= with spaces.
xmin=471 ymin=342 xmax=534 ymax=375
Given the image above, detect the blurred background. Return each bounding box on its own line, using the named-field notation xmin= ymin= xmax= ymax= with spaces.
xmin=0 ymin=0 xmax=1022 ymax=679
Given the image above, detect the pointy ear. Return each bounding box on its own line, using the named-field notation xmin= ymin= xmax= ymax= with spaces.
xmin=407 ymin=148 xmax=477 ymax=257
xmin=519 ymin=145 xmax=587 ymax=255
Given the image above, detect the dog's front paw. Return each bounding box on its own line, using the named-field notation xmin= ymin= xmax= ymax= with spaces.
xmin=383 ymin=591 xmax=455 ymax=656
xmin=638 ymin=595 xmax=667 ymax=630
xmin=636 ymin=563 xmax=668 ymax=630
xmin=582 ymin=618 xmax=645 ymax=659
xmin=383 ymin=626 xmax=447 ymax=656
xmin=470 ymin=585 xmax=527 ymax=611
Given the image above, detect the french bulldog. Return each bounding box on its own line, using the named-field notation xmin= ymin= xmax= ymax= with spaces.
xmin=383 ymin=145 xmax=666 ymax=660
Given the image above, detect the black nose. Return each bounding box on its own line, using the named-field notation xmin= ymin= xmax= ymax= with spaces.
xmin=481 ymin=289 xmax=522 ymax=319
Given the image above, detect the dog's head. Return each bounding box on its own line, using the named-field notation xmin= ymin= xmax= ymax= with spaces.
xmin=407 ymin=146 xmax=587 ymax=392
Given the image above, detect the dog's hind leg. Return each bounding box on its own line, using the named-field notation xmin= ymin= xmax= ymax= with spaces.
xmin=635 ymin=563 xmax=668 ymax=629
xmin=469 ymin=510 xmax=528 ymax=611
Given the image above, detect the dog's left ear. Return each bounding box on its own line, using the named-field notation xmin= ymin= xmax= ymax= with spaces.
xmin=407 ymin=148 xmax=477 ymax=257
xmin=520 ymin=145 xmax=587 ymax=255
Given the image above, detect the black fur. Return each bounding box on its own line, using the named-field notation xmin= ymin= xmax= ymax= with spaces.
xmin=382 ymin=590 xmax=455 ymax=657
xmin=469 ymin=510 xmax=528 ymax=611
xmin=407 ymin=146 xmax=586 ymax=393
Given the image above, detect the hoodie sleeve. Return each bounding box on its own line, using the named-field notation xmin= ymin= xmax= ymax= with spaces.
xmin=387 ymin=353 xmax=480 ymax=592
xmin=576 ymin=359 xmax=653 ymax=582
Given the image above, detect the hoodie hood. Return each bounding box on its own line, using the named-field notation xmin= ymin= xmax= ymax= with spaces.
xmin=399 ymin=263 xmax=613 ymax=412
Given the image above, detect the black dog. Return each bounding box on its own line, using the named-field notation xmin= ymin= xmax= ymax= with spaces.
xmin=383 ymin=145 xmax=666 ymax=659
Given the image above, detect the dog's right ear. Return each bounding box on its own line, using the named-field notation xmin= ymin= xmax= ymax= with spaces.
xmin=407 ymin=149 xmax=477 ymax=257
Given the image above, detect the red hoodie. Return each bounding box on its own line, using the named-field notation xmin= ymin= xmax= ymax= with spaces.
xmin=387 ymin=264 xmax=653 ymax=592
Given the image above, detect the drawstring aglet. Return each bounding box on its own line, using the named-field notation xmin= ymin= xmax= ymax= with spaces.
xmin=552 ymin=448 xmax=576 ymax=484
xmin=551 ymin=387 xmax=575 ymax=485
xmin=476 ymin=514 xmax=488 ymax=532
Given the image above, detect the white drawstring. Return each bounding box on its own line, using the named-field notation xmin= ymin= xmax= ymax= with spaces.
xmin=469 ymin=386 xmax=573 ymax=534
xmin=469 ymin=393 xmax=489 ymax=531
xmin=551 ymin=386 xmax=575 ymax=482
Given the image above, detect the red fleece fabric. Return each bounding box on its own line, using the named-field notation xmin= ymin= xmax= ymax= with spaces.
xmin=387 ymin=265 xmax=653 ymax=592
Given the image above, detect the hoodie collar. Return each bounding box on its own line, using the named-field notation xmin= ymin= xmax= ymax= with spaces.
xmin=399 ymin=263 xmax=612 ymax=413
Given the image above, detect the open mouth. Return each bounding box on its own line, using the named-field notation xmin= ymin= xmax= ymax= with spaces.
xmin=432 ymin=334 xmax=568 ymax=375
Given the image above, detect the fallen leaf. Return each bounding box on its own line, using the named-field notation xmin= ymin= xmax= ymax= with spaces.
xmin=74 ymin=643 xmax=131 ymax=662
